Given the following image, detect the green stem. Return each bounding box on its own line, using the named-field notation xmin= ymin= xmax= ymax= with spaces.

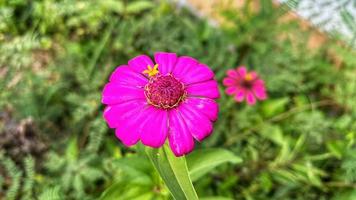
xmin=145 ymin=144 xmax=199 ymax=200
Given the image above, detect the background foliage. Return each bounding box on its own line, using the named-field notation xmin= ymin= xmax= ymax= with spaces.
xmin=0 ymin=0 xmax=355 ymax=199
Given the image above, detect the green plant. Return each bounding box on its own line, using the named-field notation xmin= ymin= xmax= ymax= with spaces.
xmin=0 ymin=0 xmax=355 ymax=199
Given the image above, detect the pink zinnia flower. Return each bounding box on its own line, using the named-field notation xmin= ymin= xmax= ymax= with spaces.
xmin=102 ymin=52 xmax=219 ymax=156
xmin=223 ymin=66 xmax=267 ymax=105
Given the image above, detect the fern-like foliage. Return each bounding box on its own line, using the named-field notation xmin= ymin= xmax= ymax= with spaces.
xmin=0 ymin=154 xmax=22 ymax=200
xmin=23 ymin=156 xmax=35 ymax=200
xmin=86 ymin=118 xmax=108 ymax=153
xmin=38 ymin=186 xmax=63 ymax=200
xmin=342 ymin=154 xmax=356 ymax=182
xmin=44 ymin=137 xmax=106 ymax=199
xmin=0 ymin=34 xmax=39 ymax=69
xmin=0 ymin=153 xmax=37 ymax=200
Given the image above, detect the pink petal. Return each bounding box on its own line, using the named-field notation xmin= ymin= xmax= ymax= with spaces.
xmin=103 ymin=99 xmax=147 ymax=128
xmin=128 ymin=55 xmax=154 ymax=75
xmin=140 ymin=108 xmax=168 ymax=148
xmin=253 ymin=85 xmax=267 ymax=100
xmin=234 ymin=89 xmax=245 ymax=102
xmin=115 ymin=105 xmax=158 ymax=146
xmin=225 ymin=86 xmax=237 ymax=95
xmin=178 ymin=103 xmax=213 ymax=141
xmin=175 ymin=63 xmax=214 ymax=85
xmin=115 ymin=128 xmax=139 ymax=147
xmin=172 ymin=56 xmax=199 ymax=77
xmin=249 ymin=71 xmax=258 ymax=80
xmin=254 ymin=79 xmax=265 ymax=87
xmin=246 ymin=91 xmax=256 ymax=105
xmin=184 ymin=97 xmax=219 ymax=121
xmin=187 ymin=80 xmax=220 ymax=99
xmin=223 ymin=77 xmax=236 ymax=86
xmin=168 ymin=109 xmax=195 ymax=157
xmin=109 ymin=65 xmax=147 ymax=87
xmin=154 ymin=52 xmax=177 ymax=75
xmin=173 ymin=56 xmax=214 ymax=84
xmin=102 ymin=83 xmax=145 ymax=105
xmin=115 ymin=106 xmax=168 ymax=147
xmin=114 ymin=106 xmax=148 ymax=146
xmin=237 ymin=66 xmax=247 ymax=77
xmin=226 ymin=69 xmax=239 ymax=78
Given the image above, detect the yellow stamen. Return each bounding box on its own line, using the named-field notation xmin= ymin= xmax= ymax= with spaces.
xmin=245 ymin=73 xmax=253 ymax=81
xmin=143 ymin=64 xmax=159 ymax=77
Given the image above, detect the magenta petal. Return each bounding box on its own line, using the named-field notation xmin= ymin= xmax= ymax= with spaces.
xmin=176 ymin=63 xmax=214 ymax=85
xmin=187 ymin=80 xmax=220 ymax=99
xmin=237 ymin=66 xmax=247 ymax=77
xmin=253 ymin=85 xmax=267 ymax=100
xmin=225 ymin=87 xmax=237 ymax=95
xmin=227 ymin=69 xmax=239 ymax=78
xmin=172 ymin=56 xmax=199 ymax=80
xmin=115 ymin=116 xmax=140 ymax=147
xmin=184 ymin=97 xmax=219 ymax=121
xmin=103 ymin=99 xmax=147 ymax=128
xmin=223 ymin=77 xmax=236 ymax=86
xmin=249 ymin=71 xmax=258 ymax=80
xmin=102 ymin=83 xmax=145 ymax=105
xmin=114 ymin=105 xmax=155 ymax=146
xmin=128 ymin=55 xmax=154 ymax=75
xmin=140 ymin=108 xmax=168 ymax=148
xmin=234 ymin=89 xmax=245 ymax=102
xmin=254 ymin=79 xmax=265 ymax=87
xmin=168 ymin=109 xmax=195 ymax=157
xmin=154 ymin=52 xmax=177 ymax=75
xmin=178 ymin=103 xmax=213 ymax=141
xmin=246 ymin=91 xmax=256 ymax=105
xmin=109 ymin=65 xmax=147 ymax=87
xmin=115 ymin=128 xmax=139 ymax=147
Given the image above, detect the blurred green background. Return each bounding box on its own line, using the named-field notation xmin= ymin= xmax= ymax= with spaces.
xmin=0 ymin=0 xmax=356 ymax=199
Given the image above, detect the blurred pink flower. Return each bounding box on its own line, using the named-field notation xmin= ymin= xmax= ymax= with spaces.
xmin=223 ymin=66 xmax=267 ymax=105
xmin=102 ymin=52 xmax=219 ymax=156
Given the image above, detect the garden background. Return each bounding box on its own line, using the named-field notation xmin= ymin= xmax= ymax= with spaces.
xmin=1 ymin=0 xmax=356 ymax=199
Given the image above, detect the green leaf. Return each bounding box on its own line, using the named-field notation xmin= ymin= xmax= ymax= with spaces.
xmin=38 ymin=186 xmax=62 ymax=200
xmin=88 ymin=18 xmax=118 ymax=79
xmin=100 ymin=156 xmax=158 ymax=200
xmin=66 ymin=137 xmax=78 ymax=161
xmin=146 ymin=145 xmax=199 ymax=200
xmin=99 ymin=0 xmax=124 ymax=14
xmin=111 ymin=157 xmax=154 ymax=185
xmin=260 ymin=124 xmax=284 ymax=145
xmin=186 ymin=149 xmax=242 ymax=181
xmin=100 ymin=181 xmax=153 ymax=200
xmin=126 ymin=1 xmax=154 ymax=14
xmin=326 ymin=140 xmax=345 ymax=159
xmin=200 ymin=197 xmax=233 ymax=200
xmin=261 ymin=97 xmax=289 ymax=117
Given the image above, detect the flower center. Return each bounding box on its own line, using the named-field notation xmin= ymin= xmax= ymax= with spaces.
xmin=144 ymin=74 xmax=186 ymax=109
xmin=240 ymin=73 xmax=255 ymax=89
xmin=240 ymin=79 xmax=254 ymax=89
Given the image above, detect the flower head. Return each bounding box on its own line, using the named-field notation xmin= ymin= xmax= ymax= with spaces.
xmin=102 ymin=52 xmax=219 ymax=156
xmin=223 ymin=66 xmax=267 ymax=105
